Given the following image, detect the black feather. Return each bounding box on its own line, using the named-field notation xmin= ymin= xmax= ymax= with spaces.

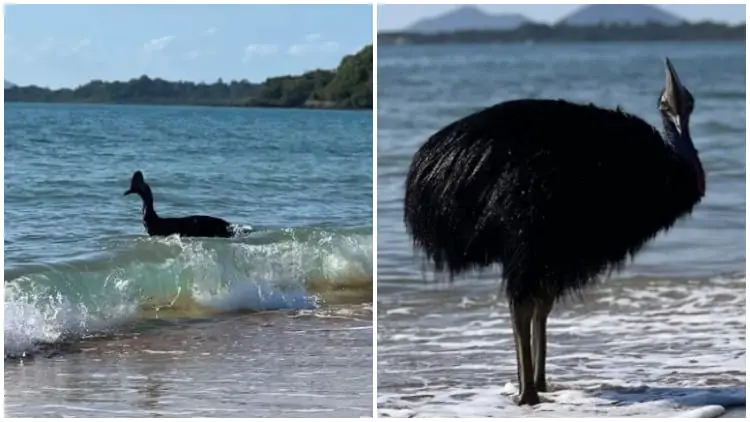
xmin=404 ymin=99 xmax=704 ymax=304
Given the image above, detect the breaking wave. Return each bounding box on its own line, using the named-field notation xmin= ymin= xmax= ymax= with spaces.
xmin=5 ymin=227 xmax=372 ymax=357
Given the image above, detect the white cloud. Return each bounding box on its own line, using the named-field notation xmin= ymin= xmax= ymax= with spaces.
xmin=143 ymin=35 xmax=176 ymax=53
xmin=242 ymin=43 xmax=277 ymax=62
xmin=287 ymin=38 xmax=339 ymax=56
xmin=203 ymin=27 xmax=217 ymax=36
xmin=305 ymin=33 xmax=322 ymax=42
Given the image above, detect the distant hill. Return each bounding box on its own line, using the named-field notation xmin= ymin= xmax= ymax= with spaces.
xmin=408 ymin=5 xmax=530 ymax=33
xmin=560 ymin=4 xmax=684 ymax=26
xmin=5 ymin=80 xmax=15 ymax=89
xmin=379 ymin=21 xmax=745 ymax=46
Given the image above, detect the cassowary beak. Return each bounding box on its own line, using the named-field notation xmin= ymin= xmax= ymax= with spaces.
xmin=663 ymin=57 xmax=689 ymax=136
xmin=664 ymin=58 xmax=683 ymax=108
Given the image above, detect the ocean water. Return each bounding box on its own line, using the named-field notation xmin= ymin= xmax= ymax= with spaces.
xmin=377 ymin=42 xmax=745 ymax=417
xmin=4 ymin=103 xmax=373 ymax=417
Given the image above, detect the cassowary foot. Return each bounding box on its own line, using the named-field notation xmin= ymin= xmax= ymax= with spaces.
xmin=515 ymin=389 xmax=541 ymax=406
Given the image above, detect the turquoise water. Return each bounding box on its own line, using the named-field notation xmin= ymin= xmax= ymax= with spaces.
xmin=5 ymin=103 xmax=373 ymax=416
xmin=377 ymin=42 xmax=745 ymax=417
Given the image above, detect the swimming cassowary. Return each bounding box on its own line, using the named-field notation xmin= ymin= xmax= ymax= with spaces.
xmin=124 ymin=170 xmax=243 ymax=238
xmin=403 ymin=58 xmax=705 ymax=406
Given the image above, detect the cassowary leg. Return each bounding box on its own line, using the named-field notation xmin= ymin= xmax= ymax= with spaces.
xmin=531 ymin=296 xmax=554 ymax=393
xmin=510 ymin=299 xmax=539 ymax=406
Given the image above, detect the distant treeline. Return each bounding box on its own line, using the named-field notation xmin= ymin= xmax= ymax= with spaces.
xmin=5 ymin=45 xmax=372 ymax=110
xmin=378 ymin=22 xmax=746 ymax=45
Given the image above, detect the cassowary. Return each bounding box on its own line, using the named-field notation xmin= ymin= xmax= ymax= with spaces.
xmin=403 ymin=58 xmax=705 ymax=406
xmin=124 ymin=170 xmax=249 ymax=238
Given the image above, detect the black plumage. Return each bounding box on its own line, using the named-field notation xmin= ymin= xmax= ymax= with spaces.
xmin=124 ymin=170 xmax=241 ymax=238
xmin=403 ymin=58 xmax=705 ymax=405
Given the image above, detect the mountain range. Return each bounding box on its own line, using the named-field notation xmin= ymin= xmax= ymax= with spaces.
xmin=562 ymin=4 xmax=683 ymax=26
xmin=404 ymin=5 xmax=692 ymax=33
xmin=408 ymin=6 xmax=530 ymax=33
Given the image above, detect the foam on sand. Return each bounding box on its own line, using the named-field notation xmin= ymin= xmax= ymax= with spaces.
xmin=378 ymin=276 xmax=746 ymax=417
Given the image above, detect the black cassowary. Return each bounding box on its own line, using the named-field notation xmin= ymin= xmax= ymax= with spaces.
xmin=403 ymin=58 xmax=705 ymax=406
xmin=124 ymin=170 xmax=250 ymax=238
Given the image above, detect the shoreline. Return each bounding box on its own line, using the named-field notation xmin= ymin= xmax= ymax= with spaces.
xmin=378 ymin=38 xmax=745 ymax=47
xmin=3 ymin=99 xmax=372 ymax=112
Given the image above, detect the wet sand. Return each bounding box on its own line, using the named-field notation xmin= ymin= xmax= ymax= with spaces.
xmin=721 ymin=407 xmax=746 ymax=418
xmin=5 ymin=308 xmax=372 ymax=417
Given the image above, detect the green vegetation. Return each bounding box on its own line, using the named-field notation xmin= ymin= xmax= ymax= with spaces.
xmin=5 ymin=45 xmax=372 ymax=110
xmin=378 ymin=22 xmax=745 ymax=45
xmin=310 ymin=44 xmax=372 ymax=109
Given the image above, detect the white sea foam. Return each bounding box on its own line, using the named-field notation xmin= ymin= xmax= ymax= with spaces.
xmin=379 ymin=384 xmax=744 ymax=417
xmin=378 ymin=276 xmax=746 ymax=417
xmin=4 ymin=275 xmax=138 ymax=357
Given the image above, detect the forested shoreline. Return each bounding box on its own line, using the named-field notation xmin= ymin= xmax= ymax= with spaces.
xmin=5 ymin=45 xmax=373 ymax=110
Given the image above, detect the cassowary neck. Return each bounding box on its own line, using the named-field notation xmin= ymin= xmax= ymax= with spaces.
xmin=139 ymin=185 xmax=159 ymax=221
xmin=661 ymin=116 xmax=706 ymax=196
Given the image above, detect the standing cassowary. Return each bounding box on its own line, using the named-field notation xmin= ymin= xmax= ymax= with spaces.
xmin=403 ymin=58 xmax=705 ymax=406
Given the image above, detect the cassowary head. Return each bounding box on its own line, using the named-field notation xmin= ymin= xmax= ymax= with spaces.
xmin=659 ymin=57 xmax=695 ymax=139
xmin=124 ymin=170 xmax=147 ymax=196
xmin=658 ymin=57 xmax=705 ymax=197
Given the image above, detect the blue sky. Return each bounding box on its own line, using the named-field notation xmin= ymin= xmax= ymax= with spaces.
xmin=378 ymin=4 xmax=747 ymax=31
xmin=5 ymin=4 xmax=373 ymax=88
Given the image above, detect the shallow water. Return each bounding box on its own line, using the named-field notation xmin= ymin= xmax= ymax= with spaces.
xmin=5 ymin=103 xmax=373 ymax=416
xmin=377 ymin=42 xmax=745 ymax=417
xmin=5 ymin=309 xmax=372 ymax=417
